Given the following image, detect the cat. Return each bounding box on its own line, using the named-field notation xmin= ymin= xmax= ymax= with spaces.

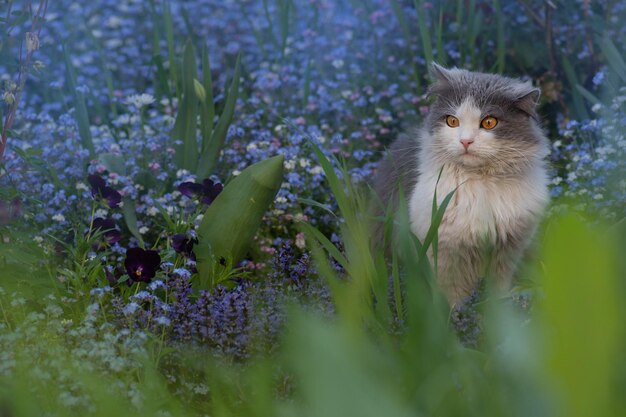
xmin=373 ymin=63 xmax=550 ymax=306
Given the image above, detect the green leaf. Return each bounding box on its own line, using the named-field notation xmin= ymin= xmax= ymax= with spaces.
xmin=98 ymin=152 xmax=126 ymax=175
xmin=562 ymin=55 xmax=590 ymax=120
xmin=163 ymin=0 xmax=178 ymax=97
xmin=171 ymin=40 xmax=199 ymax=172
xmin=540 ymin=215 xmax=619 ymax=417
xmin=195 ymin=154 xmax=284 ymax=288
xmin=199 ymin=44 xmax=215 ymax=152
xmin=197 ymin=53 xmax=241 ymax=179
xmin=598 ymin=33 xmax=626 ymax=83
xmin=121 ymin=197 xmax=144 ymax=247
xmin=62 ymin=44 xmax=94 ymax=157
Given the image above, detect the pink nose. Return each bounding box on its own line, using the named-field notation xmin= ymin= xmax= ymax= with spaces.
xmin=460 ymin=138 xmax=474 ymax=151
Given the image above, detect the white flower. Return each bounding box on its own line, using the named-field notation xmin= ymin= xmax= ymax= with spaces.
xmin=295 ymin=232 xmax=306 ymax=249
xmin=310 ymin=166 xmax=324 ymax=175
xmin=138 ymin=226 xmax=149 ymax=235
xmin=25 ymin=32 xmax=39 ymax=53
xmin=94 ymin=208 xmax=109 ymax=218
xmin=125 ymin=93 xmax=155 ymax=108
xmin=284 ymin=159 xmax=296 ymax=170
xmin=52 ymin=213 xmax=65 ymax=222
xmin=332 ymin=59 xmax=344 ymax=69
xmin=76 ymin=182 xmax=89 ymax=192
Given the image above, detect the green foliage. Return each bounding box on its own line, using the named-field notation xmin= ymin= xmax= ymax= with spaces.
xmin=195 ymin=154 xmax=284 ymax=288
xmin=170 ymin=40 xmax=242 ymax=178
xmin=172 ymin=40 xmax=200 ymax=172
xmin=62 ymin=44 xmax=95 ymax=157
xmin=97 ymin=152 xmax=144 ymax=246
xmin=197 ymin=53 xmax=241 ymax=179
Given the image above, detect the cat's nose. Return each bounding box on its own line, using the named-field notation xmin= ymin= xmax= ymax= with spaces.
xmin=460 ymin=138 xmax=474 ymax=150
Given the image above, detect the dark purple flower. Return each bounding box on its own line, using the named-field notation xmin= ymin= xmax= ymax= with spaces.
xmin=171 ymin=234 xmax=197 ymax=260
xmin=124 ymin=247 xmax=161 ymax=283
xmin=88 ymin=174 xmax=122 ymax=208
xmin=178 ymin=178 xmax=223 ymax=205
xmin=178 ymin=182 xmax=202 ymax=198
xmin=92 ymin=217 xmax=122 ymax=245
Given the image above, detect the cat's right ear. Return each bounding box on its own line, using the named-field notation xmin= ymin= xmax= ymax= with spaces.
xmin=513 ymin=86 xmax=541 ymax=118
xmin=430 ymin=63 xmax=454 ymax=84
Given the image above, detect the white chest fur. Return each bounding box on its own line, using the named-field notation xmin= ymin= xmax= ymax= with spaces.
xmin=409 ymin=161 xmax=549 ymax=248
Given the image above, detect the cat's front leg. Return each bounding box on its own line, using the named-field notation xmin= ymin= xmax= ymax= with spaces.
xmin=435 ymin=243 xmax=483 ymax=307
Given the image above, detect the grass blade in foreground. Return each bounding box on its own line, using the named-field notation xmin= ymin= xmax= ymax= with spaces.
xmin=195 ymin=154 xmax=284 ymax=288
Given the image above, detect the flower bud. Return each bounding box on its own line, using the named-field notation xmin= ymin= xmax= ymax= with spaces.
xmin=26 ymin=32 xmax=40 ymax=53
xmin=193 ymin=78 xmax=206 ymax=102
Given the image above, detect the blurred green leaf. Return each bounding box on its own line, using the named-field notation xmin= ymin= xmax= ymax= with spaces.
xmin=540 ymin=215 xmax=619 ymax=417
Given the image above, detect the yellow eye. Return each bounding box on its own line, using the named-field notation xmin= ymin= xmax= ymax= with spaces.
xmin=481 ymin=116 xmax=498 ymax=129
xmin=446 ymin=115 xmax=459 ymax=128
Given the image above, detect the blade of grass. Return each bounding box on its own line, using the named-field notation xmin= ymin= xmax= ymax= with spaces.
xmin=562 ymin=55 xmax=590 ymax=119
xmin=302 ymin=57 xmax=311 ymax=108
xmin=494 ymin=0 xmax=505 ymax=73
xmin=414 ymin=0 xmax=434 ymax=67
xmin=435 ymin=6 xmax=446 ymax=66
xmin=299 ymin=221 xmax=349 ymax=271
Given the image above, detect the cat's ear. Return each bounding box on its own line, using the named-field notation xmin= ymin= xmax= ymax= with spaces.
xmin=430 ymin=63 xmax=454 ymax=84
xmin=513 ymin=85 xmax=541 ymax=117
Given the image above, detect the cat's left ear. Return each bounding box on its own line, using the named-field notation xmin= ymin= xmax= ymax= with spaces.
xmin=513 ymin=86 xmax=541 ymax=117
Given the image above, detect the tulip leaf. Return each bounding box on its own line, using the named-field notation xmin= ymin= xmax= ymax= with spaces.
xmin=196 ymin=53 xmax=241 ymax=179
xmin=195 ymin=154 xmax=284 ymax=288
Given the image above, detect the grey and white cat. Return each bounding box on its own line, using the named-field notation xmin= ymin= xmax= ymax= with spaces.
xmin=373 ymin=64 xmax=549 ymax=306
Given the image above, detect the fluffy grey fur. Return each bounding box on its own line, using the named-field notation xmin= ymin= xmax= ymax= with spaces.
xmin=372 ymin=64 xmax=550 ymax=305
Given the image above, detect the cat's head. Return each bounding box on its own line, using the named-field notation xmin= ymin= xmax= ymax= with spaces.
xmin=424 ymin=63 xmax=548 ymax=174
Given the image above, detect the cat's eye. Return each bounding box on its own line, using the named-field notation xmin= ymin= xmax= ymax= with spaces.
xmin=446 ymin=115 xmax=459 ymax=128
xmin=480 ymin=116 xmax=498 ymax=129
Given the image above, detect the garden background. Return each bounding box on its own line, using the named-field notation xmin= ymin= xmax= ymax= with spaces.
xmin=0 ymin=0 xmax=625 ymax=416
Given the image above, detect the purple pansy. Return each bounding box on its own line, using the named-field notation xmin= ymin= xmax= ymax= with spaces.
xmin=92 ymin=217 xmax=122 ymax=245
xmin=124 ymin=247 xmax=162 ymax=283
xmin=178 ymin=178 xmax=223 ymax=205
xmin=171 ymin=234 xmax=198 ymax=260
xmin=88 ymin=174 xmax=122 ymax=208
